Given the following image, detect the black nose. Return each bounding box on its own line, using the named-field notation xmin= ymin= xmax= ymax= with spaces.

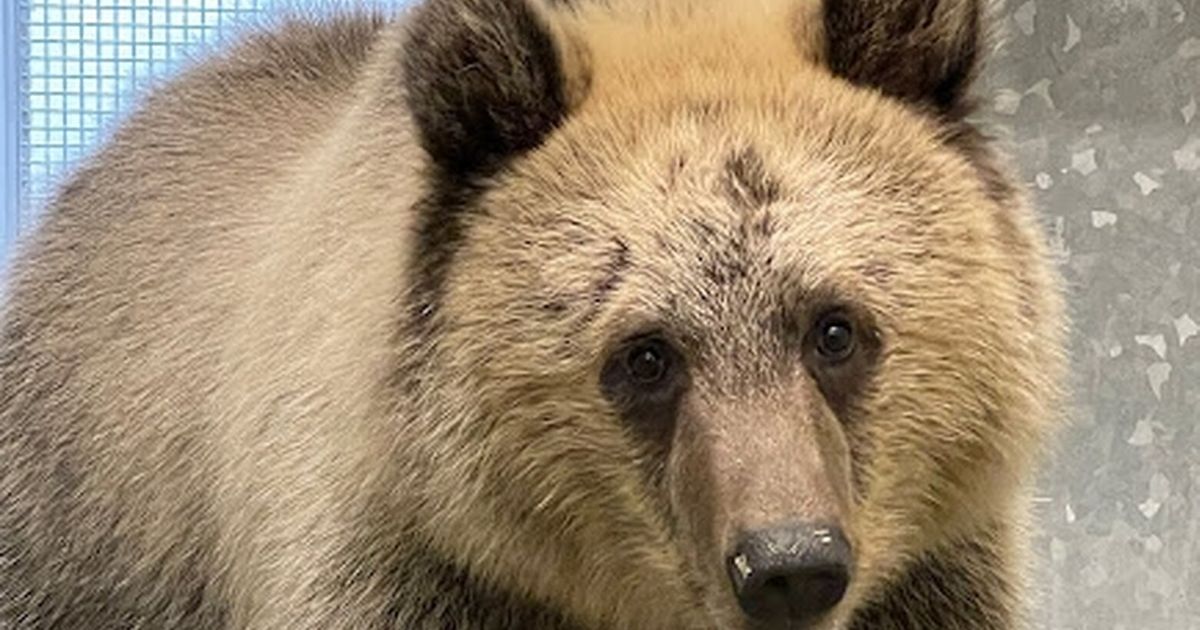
xmin=726 ymin=524 xmax=852 ymax=625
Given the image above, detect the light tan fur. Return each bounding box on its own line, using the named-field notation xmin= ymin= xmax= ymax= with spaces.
xmin=0 ymin=1 xmax=1067 ymax=629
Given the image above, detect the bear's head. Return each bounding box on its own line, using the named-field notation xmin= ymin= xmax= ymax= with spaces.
xmin=395 ymin=0 xmax=1066 ymax=628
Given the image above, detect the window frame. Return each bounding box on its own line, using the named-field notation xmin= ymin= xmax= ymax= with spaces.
xmin=2 ymin=0 xmax=23 ymax=259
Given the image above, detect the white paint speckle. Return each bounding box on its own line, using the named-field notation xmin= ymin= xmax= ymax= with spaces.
xmin=1134 ymin=172 xmax=1162 ymax=195
xmin=1036 ymin=172 xmax=1055 ymax=190
xmin=1175 ymin=314 xmax=1198 ymax=346
xmin=1147 ymin=362 xmax=1172 ymax=399
xmin=1086 ymin=123 xmax=1105 ymax=134
xmin=1109 ymin=342 xmax=1124 ymax=358
xmin=1140 ymin=475 xmax=1171 ymax=520
xmin=1145 ymin=535 xmax=1164 ymax=554
xmin=1184 ymin=98 xmax=1198 ymax=124
xmin=1051 ymin=537 xmax=1070 ymax=566
xmin=1026 ymin=79 xmax=1056 ymax=110
xmin=1127 ymin=418 xmax=1155 ymax=446
xmin=1091 ymin=211 xmax=1118 ymax=228
xmin=1083 ymin=562 xmax=1109 ymax=588
xmin=1051 ymin=538 xmax=1068 ymax=565
xmin=994 ymin=89 xmax=1023 ymax=115
xmin=1072 ymin=148 xmax=1099 ymax=175
xmin=1172 ymin=137 xmax=1200 ymax=171
xmin=1179 ymin=37 xmax=1200 ymax=60
xmin=1015 ymin=1 xmax=1038 ymax=35
xmin=1150 ymin=472 xmax=1171 ymax=502
xmin=1065 ymin=504 xmax=1077 ymax=524
xmin=1048 ymin=216 xmax=1070 ymax=262
xmin=1135 ymin=334 xmax=1168 ymax=359
xmin=1064 ymin=14 xmax=1082 ymax=51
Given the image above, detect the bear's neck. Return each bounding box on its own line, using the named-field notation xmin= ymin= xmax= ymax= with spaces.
xmin=377 ymin=539 xmax=584 ymax=630
xmin=847 ymin=530 xmax=1016 ymax=629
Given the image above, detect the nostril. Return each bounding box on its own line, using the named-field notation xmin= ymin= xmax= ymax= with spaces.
xmin=784 ymin=566 xmax=850 ymax=620
xmin=763 ymin=575 xmax=789 ymax=595
xmin=726 ymin=524 xmax=853 ymax=624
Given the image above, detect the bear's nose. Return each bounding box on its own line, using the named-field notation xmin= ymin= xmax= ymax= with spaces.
xmin=725 ymin=524 xmax=852 ymax=626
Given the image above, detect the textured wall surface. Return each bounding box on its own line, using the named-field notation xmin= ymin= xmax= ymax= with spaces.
xmin=976 ymin=1 xmax=1199 ymax=628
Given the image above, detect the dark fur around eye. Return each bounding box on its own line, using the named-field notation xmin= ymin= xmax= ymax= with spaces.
xmin=803 ymin=308 xmax=882 ymax=419
xmin=600 ymin=335 xmax=687 ymax=445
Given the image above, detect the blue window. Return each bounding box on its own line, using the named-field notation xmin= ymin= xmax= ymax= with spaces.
xmin=1 ymin=0 xmax=405 ymax=267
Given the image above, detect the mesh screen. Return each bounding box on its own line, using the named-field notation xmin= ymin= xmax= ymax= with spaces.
xmin=19 ymin=0 xmax=401 ymax=226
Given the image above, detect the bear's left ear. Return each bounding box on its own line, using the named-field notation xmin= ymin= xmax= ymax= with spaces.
xmin=402 ymin=0 xmax=579 ymax=177
xmin=821 ymin=0 xmax=983 ymax=118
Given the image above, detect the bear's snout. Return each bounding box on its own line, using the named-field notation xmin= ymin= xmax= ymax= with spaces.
xmin=726 ymin=523 xmax=852 ymax=627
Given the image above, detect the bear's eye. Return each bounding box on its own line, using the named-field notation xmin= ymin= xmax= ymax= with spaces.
xmin=815 ymin=314 xmax=856 ymax=362
xmin=624 ymin=340 xmax=671 ymax=386
xmin=601 ymin=335 xmax=685 ymax=446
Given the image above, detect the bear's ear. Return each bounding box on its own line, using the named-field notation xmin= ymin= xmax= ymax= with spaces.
xmin=821 ymin=0 xmax=983 ymax=117
xmin=402 ymin=0 xmax=573 ymax=176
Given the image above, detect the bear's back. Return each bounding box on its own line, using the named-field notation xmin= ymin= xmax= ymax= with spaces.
xmin=0 ymin=13 xmax=411 ymax=629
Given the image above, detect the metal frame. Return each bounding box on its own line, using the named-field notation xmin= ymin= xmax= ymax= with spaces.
xmin=1 ymin=0 xmax=24 ymax=261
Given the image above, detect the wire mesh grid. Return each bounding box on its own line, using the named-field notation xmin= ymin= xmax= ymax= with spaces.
xmin=22 ymin=0 xmax=281 ymax=223
xmin=18 ymin=0 xmax=402 ymax=227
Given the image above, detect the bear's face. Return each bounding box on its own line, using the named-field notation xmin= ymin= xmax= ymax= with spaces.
xmin=402 ymin=1 xmax=1065 ymax=628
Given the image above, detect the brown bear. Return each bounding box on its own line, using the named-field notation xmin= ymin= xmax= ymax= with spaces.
xmin=0 ymin=0 xmax=1068 ymax=628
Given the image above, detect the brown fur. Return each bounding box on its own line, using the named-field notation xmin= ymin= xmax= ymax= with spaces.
xmin=0 ymin=1 xmax=1067 ymax=629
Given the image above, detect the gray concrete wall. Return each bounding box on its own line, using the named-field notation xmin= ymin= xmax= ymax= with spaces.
xmin=975 ymin=1 xmax=1199 ymax=628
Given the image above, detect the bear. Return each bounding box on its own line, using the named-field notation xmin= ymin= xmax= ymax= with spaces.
xmin=0 ymin=0 xmax=1068 ymax=628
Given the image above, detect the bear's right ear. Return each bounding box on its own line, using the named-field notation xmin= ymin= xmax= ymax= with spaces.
xmin=403 ymin=0 xmax=575 ymax=177
xmin=821 ymin=0 xmax=983 ymax=118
